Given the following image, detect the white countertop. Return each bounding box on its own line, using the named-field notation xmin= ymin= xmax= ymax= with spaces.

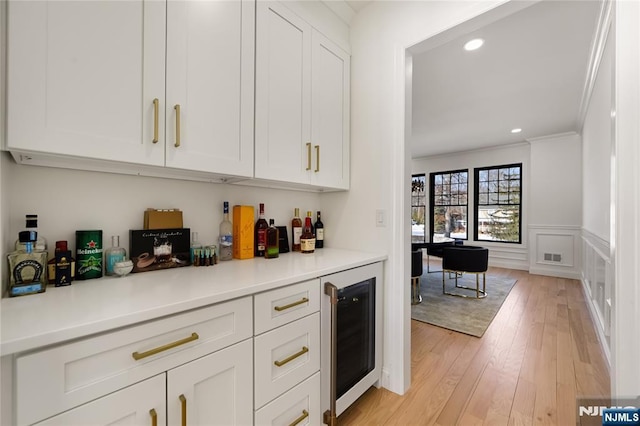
xmin=0 ymin=248 xmax=386 ymax=356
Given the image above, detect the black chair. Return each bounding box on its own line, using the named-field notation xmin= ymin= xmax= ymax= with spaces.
xmin=441 ymin=246 xmax=489 ymax=298
xmin=411 ymin=250 xmax=423 ymax=304
xmin=424 ymin=240 xmax=462 ymax=272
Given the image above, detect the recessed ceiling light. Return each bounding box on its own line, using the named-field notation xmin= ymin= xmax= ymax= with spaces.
xmin=464 ymin=38 xmax=484 ymax=51
xmin=511 ymin=128 xmax=522 ymax=134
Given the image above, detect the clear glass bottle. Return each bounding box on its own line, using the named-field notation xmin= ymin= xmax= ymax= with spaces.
xmin=15 ymin=214 xmax=47 ymax=252
xmin=104 ymin=235 xmax=126 ymax=276
xmin=265 ymin=219 xmax=279 ymax=259
xmin=190 ymin=231 xmax=202 ymax=264
xmin=8 ymin=231 xmax=48 ymax=297
xmin=255 ymin=203 xmax=268 ymax=257
xmin=314 ymin=211 xmax=324 ymax=249
xmin=291 ymin=208 xmax=302 ymax=252
xmin=300 ymin=216 xmax=316 ymax=254
xmin=219 ymin=202 xmax=233 ymax=261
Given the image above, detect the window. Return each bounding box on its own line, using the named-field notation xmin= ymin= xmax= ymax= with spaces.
xmin=429 ymin=170 xmax=468 ymax=242
xmin=474 ymin=163 xmax=522 ymax=243
xmin=411 ymin=174 xmax=426 ymax=243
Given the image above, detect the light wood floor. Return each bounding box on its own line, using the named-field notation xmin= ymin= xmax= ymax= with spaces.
xmin=337 ymin=264 xmax=610 ymax=425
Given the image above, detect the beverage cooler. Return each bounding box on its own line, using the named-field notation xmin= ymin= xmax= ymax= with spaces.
xmin=321 ymin=262 xmax=383 ymax=424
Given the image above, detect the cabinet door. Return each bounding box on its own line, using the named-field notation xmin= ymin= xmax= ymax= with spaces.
xmin=255 ymin=1 xmax=312 ymax=185
xmin=311 ymin=31 xmax=351 ymax=190
xmin=167 ymin=339 xmax=253 ymax=426
xmin=166 ymin=0 xmax=254 ymax=177
xmin=35 ymin=374 xmax=166 ymax=426
xmin=7 ymin=0 xmax=165 ymax=166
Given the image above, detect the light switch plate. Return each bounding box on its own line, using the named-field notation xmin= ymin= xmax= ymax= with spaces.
xmin=376 ymin=209 xmax=386 ymax=227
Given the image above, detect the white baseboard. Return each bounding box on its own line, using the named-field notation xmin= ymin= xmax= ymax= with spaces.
xmin=528 ymin=266 xmax=581 ymax=280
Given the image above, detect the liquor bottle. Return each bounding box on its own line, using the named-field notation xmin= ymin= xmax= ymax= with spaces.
xmin=255 ymin=203 xmax=269 ymax=257
xmin=15 ymin=214 xmax=47 ymax=252
xmin=291 ymin=208 xmax=303 ymax=252
xmin=300 ymin=215 xmax=316 ymax=254
xmin=104 ymin=236 xmax=126 ymax=276
xmin=265 ymin=219 xmax=279 ymax=259
xmin=314 ymin=211 xmax=324 ymax=249
xmin=48 ymin=241 xmax=75 ymax=285
xmin=190 ymin=231 xmax=202 ymax=264
xmin=219 ymin=202 xmax=233 ymax=261
xmin=8 ymin=231 xmax=48 ymax=297
xmin=306 ymin=211 xmax=315 ymax=235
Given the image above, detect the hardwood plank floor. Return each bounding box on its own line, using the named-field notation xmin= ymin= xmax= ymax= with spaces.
xmin=338 ymin=265 xmax=610 ymax=425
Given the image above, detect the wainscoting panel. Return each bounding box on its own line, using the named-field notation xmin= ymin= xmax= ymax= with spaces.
xmin=581 ymin=228 xmax=612 ymax=367
xmin=528 ymin=225 xmax=582 ymax=279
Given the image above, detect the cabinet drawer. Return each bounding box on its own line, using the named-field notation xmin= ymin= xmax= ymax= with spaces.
xmin=254 ymin=279 xmax=320 ymax=335
xmin=255 ymin=372 xmax=320 ymax=426
xmin=16 ymin=297 xmax=252 ymax=426
xmin=255 ymin=313 xmax=320 ymax=409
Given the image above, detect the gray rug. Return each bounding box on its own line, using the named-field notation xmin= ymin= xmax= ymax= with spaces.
xmin=411 ymin=271 xmax=517 ymax=337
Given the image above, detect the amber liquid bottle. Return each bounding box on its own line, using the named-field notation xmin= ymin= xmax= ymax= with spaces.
xmin=255 ymin=203 xmax=269 ymax=257
xmin=291 ymin=208 xmax=302 ymax=252
xmin=265 ymin=219 xmax=279 ymax=259
xmin=300 ymin=216 xmax=316 ymax=254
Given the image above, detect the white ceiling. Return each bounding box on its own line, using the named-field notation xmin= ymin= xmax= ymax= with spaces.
xmin=409 ymin=0 xmax=602 ymax=158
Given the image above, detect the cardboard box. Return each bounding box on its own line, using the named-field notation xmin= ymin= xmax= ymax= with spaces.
xmin=233 ymin=205 xmax=254 ymax=259
xmin=130 ymin=228 xmax=190 ymax=273
xmin=144 ymin=209 xmax=183 ymax=230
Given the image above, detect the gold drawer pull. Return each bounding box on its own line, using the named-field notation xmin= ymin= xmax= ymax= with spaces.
xmin=274 ymin=346 xmax=309 ymax=367
xmin=314 ymin=145 xmax=320 ymax=172
xmin=274 ymin=297 xmax=309 ymax=312
xmin=150 ymin=408 xmax=157 ymax=426
xmin=132 ymin=332 xmax=199 ymax=360
xmin=290 ymin=409 xmax=309 ymax=426
xmin=179 ymin=394 xmax=187 ymax=426
xmin=306 ymin=142 xmax=312 ymax=170
xmin=152 ymin=98 xmax=159 ymax=144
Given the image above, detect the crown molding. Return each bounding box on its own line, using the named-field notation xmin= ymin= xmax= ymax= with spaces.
xmin=577 ymin=0 xmax=613 ymax=129
xmin=525 ymin=131 xmax=579 ymax=144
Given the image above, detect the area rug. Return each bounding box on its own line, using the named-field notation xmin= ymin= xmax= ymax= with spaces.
xmin=411 ymin=271 xmax=517 ymax=337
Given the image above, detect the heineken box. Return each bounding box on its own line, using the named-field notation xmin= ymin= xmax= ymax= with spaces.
xmin=129 ymin=228 xmax=190 ymax=273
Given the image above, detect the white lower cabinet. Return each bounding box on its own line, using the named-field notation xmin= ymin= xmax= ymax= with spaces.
xmin=253 ymin=279 xmax=321 ymax=424
xmin=255 ymin=373 xmax=320 ymax=426
xmin=35 ymin=374 xmax=166 ymax=426
xmin=167 ymin=339 xmax=253 ymax=426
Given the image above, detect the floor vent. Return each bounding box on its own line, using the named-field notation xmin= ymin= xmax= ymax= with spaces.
xmin=544 ymin=253 xmax=562 ymax=262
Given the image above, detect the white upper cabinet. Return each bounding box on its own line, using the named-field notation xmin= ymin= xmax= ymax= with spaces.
xmin=165 ymin=0 xmax=254 ymax=177
xmin=310 ymin=31 xmax=350 ymax=189
xmin=255 ymin=1 xmax=350 ymax=190
xmin=7 ymin=0 xmax=166 ymax=166
xmin=7 ymin=0 xmax=254 ymax=178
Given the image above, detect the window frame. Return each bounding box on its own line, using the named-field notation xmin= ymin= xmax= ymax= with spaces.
xmin=429 ymin=168 xmax=469 ymax=242
xmin=473 ymin=163 xmax=523 ymax=244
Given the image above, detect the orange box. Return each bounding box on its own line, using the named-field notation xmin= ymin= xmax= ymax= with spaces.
xmin=233 ymin=205 xmax=254 ymax=259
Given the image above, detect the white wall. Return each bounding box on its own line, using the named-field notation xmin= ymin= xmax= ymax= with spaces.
xmin=1 ymin=153 xmax=321 ymax=294
xmin=528 ymin=133 xmax=582 ymax=279
xmin=412 ymin=143 xmax=530 ymax=270
xmin=322 ymin=0 xmax=507 ymax=395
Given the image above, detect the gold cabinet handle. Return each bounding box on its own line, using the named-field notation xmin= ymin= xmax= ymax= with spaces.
xmin=152 ymin=98 xmax=159 ymax=144
xmin=306 ymin=142 xmax=312 ymax=170
xmin=274 ymin=297 xmax=309 ymax=312
xmin=174 ymin=104 xmax=181 ymax=147
xmin=274 ymin=346 xmax=308 ymax=367
xmin=290 ymin=410 xmax=309 ymax=426
xmin=179 ymin=394 xmax=187 ymax=426
xmin=132 ymin=332 xmax=199 ymax=360
xmin=314 ymin=145 xmax=320 ymax=172
xmin=149 ymin=409 xmax=157 ymax=426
